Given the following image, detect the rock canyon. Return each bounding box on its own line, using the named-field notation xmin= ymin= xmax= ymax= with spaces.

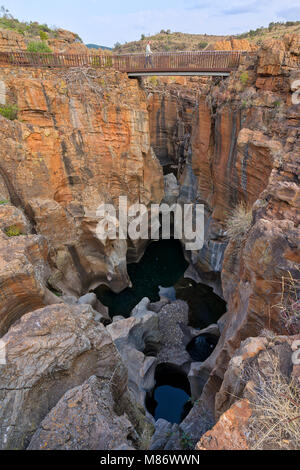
xmin=0 ymin=27 xmax=299 ymax=450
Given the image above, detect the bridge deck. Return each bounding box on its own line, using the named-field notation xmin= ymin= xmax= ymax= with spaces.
xmin=0 ymin=50 xmax=243 ymax=76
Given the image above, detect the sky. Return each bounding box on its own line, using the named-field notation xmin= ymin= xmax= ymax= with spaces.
xmin=2 ymin=0 xmax=300 ymax=47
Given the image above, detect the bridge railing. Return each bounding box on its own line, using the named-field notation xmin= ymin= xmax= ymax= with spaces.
xmin=0 ymin=50 xmax=242 ymax=72
xmin=113 ymin=51 xmax=242 ymax=72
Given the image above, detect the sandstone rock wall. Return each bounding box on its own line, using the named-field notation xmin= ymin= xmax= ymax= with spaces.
xmin=0 ymin=27 xmax=90 ymax=54
xmin=0 ymin=68 xmax=164 ymax=298
xmin=0 ymin=28 xmax=26 ymax=51
xmin=188 ymin=35 xmax=300 ymax=423
xmin=146 ymin=77 xmax=201 ymax=174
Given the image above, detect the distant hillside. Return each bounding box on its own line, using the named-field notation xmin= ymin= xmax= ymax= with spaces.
xmin=86 ymin=44 xmax=112 ymax=51
xmin=114 ymin=21 xmax=300 ymax=53
xmin=237 ymin=21 xmax=300 ymax=42
xmin=113 ymin=31 xmax=227 ymax=53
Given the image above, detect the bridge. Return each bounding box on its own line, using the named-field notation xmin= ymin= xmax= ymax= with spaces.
xmin=0 ymin=50 xmax=243 ymax=77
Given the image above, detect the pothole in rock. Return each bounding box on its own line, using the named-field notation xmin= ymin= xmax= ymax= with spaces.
xmin=145 ymin=363 xmax=192 ymax=424
xmin=95 ymin=239 xmax=227 ymax=328
xmin=174 ymin=278 xmax=226 ymax=330
xmin=95 ymin=239 xmax=188 ymax=318
xmin=186 ymin=333 xmax=218 ymax=362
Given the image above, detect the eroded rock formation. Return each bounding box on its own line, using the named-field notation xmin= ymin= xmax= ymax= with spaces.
xmin=0 ymin=67 xmax=164 ymax=299
xmin=0 ymin=32 xmax=299 ymax=450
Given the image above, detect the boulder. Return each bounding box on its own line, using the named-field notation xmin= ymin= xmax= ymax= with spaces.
xmin=28 ymin=376 xmax=138 ymax=450
xmin=0 ymin=304 xmax=126 ymax=449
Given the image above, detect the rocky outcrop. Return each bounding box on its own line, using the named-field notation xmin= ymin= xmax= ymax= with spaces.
xmin=0 ymin=67 xmax=164 ymax=296
xmin=179 ymin=37 xmax=300 ymax=411
xmin=196 ymin=399 xmax=252 ymax=450
xmin=212 ymin=38 xmax=257 ymax=51
xmin=107 ymin=301 xmax=160 ymax=406
xmin=0 ymin=303 xmax=149 ymax=449
xmin=0 ymin=30 xmax=299 ymax=451
xmin=197 ymin=333 xmax=300 ymax=450
xmin=0 ymin=28 xmax=26 ymax=52
xmin=28 ymin=373 xmax=149 ymax=450
xmin=0 ymin=203 xmax=60 ymax=335
xmin=0 ymin=27 xmax=88 ymax=54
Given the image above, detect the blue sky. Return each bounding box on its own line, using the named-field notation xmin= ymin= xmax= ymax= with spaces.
xmin=2 ymin=1 xmax=300 ymax=47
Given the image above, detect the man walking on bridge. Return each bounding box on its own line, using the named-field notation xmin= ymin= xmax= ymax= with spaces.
xmin=145 ymin=41 xmax=153 ymax=68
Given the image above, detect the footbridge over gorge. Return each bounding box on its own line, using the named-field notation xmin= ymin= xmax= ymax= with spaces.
xmin=0 ymin=50 xmax=246 ymax=77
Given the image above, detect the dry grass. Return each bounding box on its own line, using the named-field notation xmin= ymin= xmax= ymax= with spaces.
xmin=249 ymin=357 xmax=300 ymax=450
xmin=138 ymin=426 xmax=154 ymax=450
xmin=225 ymin=202 xmax=252 ymax=242
xmin=58 ymin=68 xmax=104 ymax=105
xmin=274 ymin=273 xmax=300 ymax=335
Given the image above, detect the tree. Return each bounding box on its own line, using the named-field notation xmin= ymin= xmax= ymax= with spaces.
xmin=39 ymin=30 xmax=48 ymax=41
xmin=0 ymin=5 xmax=12 ymax=18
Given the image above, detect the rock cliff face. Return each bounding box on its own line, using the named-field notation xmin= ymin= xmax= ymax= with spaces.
xmin=0 ymin=33 xmax=299 ymax=450
xmin=0 ymin=67 xmax=163 ymax=304
xmin=0 ymin=27 xmax=90 ymax=54
xmin=143 ymin=36 xmax=299 ymax=448
xmin=146 ymin=76 xmax=201 ymax=174
xmin=181 ymin=36 xmax=300 ymax=441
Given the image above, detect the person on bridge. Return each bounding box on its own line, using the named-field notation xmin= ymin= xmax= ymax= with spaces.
xmin=145 ymin=41 xmax=153 ymax=68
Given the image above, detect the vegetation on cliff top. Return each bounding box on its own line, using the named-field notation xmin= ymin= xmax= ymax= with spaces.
xmin=237 ymin=21 xmax=300 ymax=41
xmin=27 ymin=40 xmax=52 ymax=53
xmin=113 ymin=21 xmax=300 ymax=53
xmin=0 ymin=5 xmax=58 ymax=38
xmin=0 ymin=6 xmax=82 ymax=42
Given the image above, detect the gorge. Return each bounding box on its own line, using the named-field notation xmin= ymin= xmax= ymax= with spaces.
xmin=0 ymin=27 xmax=299 ymax=451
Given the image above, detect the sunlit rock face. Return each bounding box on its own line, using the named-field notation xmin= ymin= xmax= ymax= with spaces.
xmin=186 ymin=36 xmax=300 ymax=423
xmin=0 ymin=67 xmax=164 ymax=295
xmin=0 ymin=31 xmax=298 ymax=452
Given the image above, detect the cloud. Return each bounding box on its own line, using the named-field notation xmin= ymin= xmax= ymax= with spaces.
xmin=222 ymin=1 xmax=262 ymax=16
xmin=185 ymin=2 xmax=211 ymax=10
xmin=276 ymin=7 xmax=300 ymax=19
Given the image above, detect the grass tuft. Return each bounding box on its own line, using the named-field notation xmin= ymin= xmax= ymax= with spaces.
xmin=225 ymin=202 xmax=252 ymax=242
xmin=274 ymin=273 xmax=300 ymax=335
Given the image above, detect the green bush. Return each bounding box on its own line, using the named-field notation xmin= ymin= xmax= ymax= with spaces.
xmin=39 ymin=30 xmax=48 ymax=41
xmin=27 ymin=41 xmax=52 ymax=53
xmin=240 ymin=71 xmax=249 ymax=85
xmin=149 ymin=76 xmax=158 ymax=86
xmin=5 ymin=225 xmax=22 ymax=237
xmin=0 ymin=104 xmax=18 ymax=120
xmin=198 ymin=41 xmax=208 ymax=49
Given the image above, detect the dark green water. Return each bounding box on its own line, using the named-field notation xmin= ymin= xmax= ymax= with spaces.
xmin=95 ymin=239 xmax=188 ymax=317
xmin=95 ymin=239 xmax=226 ymax=325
